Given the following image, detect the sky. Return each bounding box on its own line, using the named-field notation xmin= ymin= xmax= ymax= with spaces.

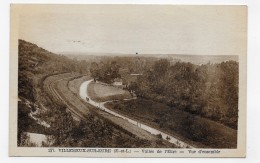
xmin=17 ymin=5 xmax=247 ymax=55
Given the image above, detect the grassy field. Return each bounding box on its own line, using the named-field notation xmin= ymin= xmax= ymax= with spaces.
xmin=106 ymin=99 xmax=237 ymax=148
xmin=87 ymin=82 xmax=132 ymax=102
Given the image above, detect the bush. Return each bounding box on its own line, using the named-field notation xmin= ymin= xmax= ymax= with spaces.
xmin=183 ymin=116 xmax=212 ymax=142
xmin=156 ymin=133 xmax=163 ymax=139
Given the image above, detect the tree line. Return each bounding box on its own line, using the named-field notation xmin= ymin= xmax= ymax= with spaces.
xmin=89 ymin=61 xmax=121 ymax=83
xmin=129 ymin=59 xmax=239 ymax=129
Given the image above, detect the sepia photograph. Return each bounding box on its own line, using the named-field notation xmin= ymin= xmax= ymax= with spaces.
xmin=9 ymin=4 xmax=247 ymax=157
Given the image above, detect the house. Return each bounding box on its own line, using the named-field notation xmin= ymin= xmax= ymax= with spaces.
xmin=113 ymin=78 xmax=123 ymax=86
xmin=112 ymin=78 xmax=128 ymax=89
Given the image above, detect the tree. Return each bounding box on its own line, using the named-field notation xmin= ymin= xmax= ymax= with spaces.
xmin=18 ymin=102 xmax=31 ymax=146
xmin=153 ymin=59 xmax=170 ymax=76
xmin=110 ymin=61 xmax=120 ymax=79
xmin=96 ymin=61 xmax=121 ymax=84
xmin=51 ymin=105 xmax=74 ymax=146
xmin=89 ymin=62 xmax=100 ymax=80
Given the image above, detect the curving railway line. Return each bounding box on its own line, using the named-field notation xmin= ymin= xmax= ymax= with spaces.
xmin=45 ymin=74 xmax=87 ymax=120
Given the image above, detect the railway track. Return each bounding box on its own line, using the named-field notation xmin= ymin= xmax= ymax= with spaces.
xmin=46 ymin=75 xmax=87 ymax=121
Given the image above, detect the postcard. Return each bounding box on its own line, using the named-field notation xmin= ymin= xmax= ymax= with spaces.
xmin=9 ymin=4 xmax=247 ymax=157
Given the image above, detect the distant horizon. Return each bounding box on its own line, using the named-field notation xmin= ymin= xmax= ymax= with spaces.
xmin=19 ymin=39 xmax=240 ymax=59
xmin=63 ymin=50 xmax=239 ymax=65
xmin=61 ymin=51 xmax=240 ymax=57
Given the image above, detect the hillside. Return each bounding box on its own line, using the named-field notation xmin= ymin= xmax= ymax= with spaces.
xmin=17 ymin=40 xmax=171 ymax=148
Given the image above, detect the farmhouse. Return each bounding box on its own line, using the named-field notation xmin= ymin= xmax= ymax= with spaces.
xmin=113 ymin=78 xmax=123 ymax=86
xmin=112 ymin=78 xmax=128 ymax=89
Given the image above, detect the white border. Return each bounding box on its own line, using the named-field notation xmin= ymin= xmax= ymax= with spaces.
xmin=1 ymin=0 xmax=260 ymax=162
